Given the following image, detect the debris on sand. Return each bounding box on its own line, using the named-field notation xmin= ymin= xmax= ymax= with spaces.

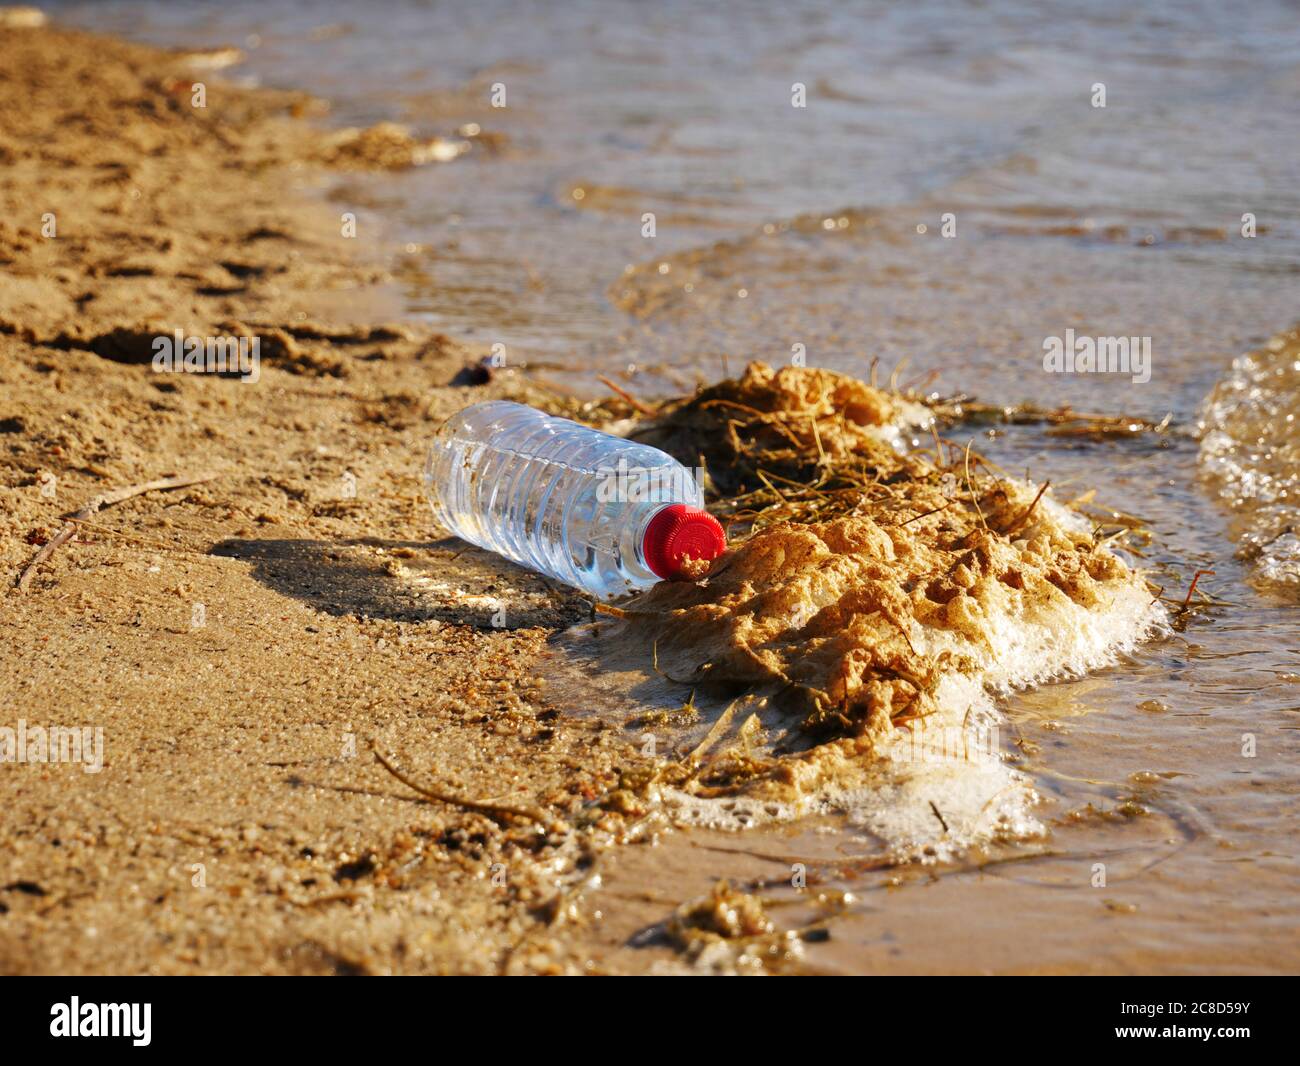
xmin=176 ymin=46 xmax=245 ymax=71
xmin=0 ymin=6 xmax=45 ymax=29
xmin=578 ymin=363 xmax=1165 ymax=850
xmin=625 ymin=499 xmax=1144 ymax=741
xmin=319 ymin=122 xmax=471 ymax=169
xmin=665 ymin=881 xmax=803 ymax=972
xmin=628 ymin=361 xmax=933 ymax=500
xmin=15 ymin=473 xmax=216 ymax=592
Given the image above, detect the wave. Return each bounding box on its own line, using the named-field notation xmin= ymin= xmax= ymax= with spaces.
xmin=1198 ymin=324 xmax=1300 ymax=594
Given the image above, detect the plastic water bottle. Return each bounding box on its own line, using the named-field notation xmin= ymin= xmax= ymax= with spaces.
xmin=422 ymin=401 xmax=726 ymax=599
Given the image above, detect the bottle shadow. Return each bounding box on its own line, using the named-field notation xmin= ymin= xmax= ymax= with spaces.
xmin=210 ymin=536 xmax=590 ymax=629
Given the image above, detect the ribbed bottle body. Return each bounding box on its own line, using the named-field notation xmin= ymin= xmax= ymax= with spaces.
xmin=423 ymin=401 xmax=704 ymax=598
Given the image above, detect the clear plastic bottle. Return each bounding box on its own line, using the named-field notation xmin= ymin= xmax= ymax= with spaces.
xmin=422 ymin=400 xmax=726 ymax=599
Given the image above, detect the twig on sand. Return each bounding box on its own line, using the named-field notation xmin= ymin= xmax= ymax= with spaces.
xmin=685 ymin=696 xmax=744 ymax=765
xmin=15 ymin=473 xmax=216 ymax=592
xmin=650 ymin=637 xmax=710 ymax=685
xmin=596 ymin=375 xmax=656 ymax=416
xmin=371 ymin=743 xmax=559 ymax=832
xmin=898 ymin=501 xmax=950 ymax=527
xmin=1001 ymin=480 xmax=1050 ymax=538
xmin=962 ymin=441 xmax=987 ymax=529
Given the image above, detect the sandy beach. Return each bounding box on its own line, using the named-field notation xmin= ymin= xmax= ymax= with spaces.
xmin=3 ymin=10 xmax=1299 ymax=978
xmin=0 ymin=22 xmax=653 ymax=974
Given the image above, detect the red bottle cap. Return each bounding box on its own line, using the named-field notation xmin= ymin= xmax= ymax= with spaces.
xmin=642 ymin=504 xmax=726 ymax=580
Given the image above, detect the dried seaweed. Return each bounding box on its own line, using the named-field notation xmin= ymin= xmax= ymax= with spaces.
xmin=583 ymin=363 xmax=1158 ymax=798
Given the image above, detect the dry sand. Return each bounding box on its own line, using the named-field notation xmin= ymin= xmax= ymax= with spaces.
xmin=0 ymin=22 xmax=657 ymax=975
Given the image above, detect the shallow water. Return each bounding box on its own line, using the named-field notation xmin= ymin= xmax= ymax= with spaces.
xmin=54 ymin=0 xmax=1300 ymax=971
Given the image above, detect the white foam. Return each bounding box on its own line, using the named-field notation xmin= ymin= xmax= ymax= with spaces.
xmin=1196 ymin=333 xmax=1300 ymax=589
xmin=659 ymin=506 xmax=1168 ymax=862
xmin=864 ymin=396 xmax=936 ymax=452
